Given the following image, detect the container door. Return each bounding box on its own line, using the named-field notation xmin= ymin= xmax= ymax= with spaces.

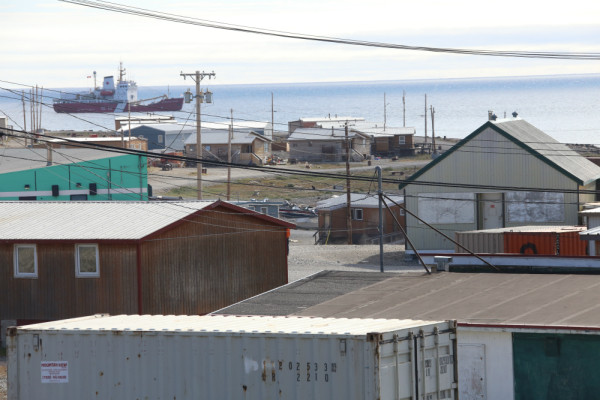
xmin=458 ymin=344 xmax=486 ymax=399
xmin=478 ymin=193 xmax=504 ymax=230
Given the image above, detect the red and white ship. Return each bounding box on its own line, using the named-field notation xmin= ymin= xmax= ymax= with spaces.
xmin=53 ymin=63 xmax=184 ymax=114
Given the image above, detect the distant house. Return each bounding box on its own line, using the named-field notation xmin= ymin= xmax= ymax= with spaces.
xmin=287 ymin=116 xmax=365 ymax=137
xmin=316 ymin=193 xmax=405 ymax=244
xmin=184 ymin=127 xmax=272 ymax=166
xmin=287 ymin=127 xmax=370 ymax=163
xmin=399 ymin=118 xmax=600 ymax=251
xmin=0 ymin=200 xmax=295 ymax=340
xmin=360 ymin=125 xmax=416 ymax=157
xmin=119 ymin=122 xmax=194 ymax=151
xmin=0 ymin=148 xmax=148 ymax=201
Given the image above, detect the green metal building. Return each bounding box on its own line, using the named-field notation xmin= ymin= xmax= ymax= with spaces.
xmin=0 ymin=148 xmax=147 ymax=201
xmin=399 ymin=118 xmax=600 ymax=251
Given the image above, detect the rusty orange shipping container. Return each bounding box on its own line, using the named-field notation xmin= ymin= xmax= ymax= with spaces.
xmin=504 ymin=229 xmax=587 ymax=256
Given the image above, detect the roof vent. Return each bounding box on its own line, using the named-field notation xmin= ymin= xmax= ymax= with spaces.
xmin=512 ymin=111 xmax=518 ymax=118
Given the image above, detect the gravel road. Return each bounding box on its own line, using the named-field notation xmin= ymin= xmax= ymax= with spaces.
xmin=287 ymin=228 xmax=423 ymax=282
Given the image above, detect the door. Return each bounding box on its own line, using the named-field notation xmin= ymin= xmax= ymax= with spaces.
xmin=478 ymin=193 xmax=504 ymax=230
xmin=459 ymin=344 xmax=486 ymax=399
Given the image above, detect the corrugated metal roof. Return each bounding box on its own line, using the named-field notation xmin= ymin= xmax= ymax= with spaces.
xmin=492 ymin=119 xmax=600 ymax=185
xmin=293 ymin=272 xmax=600 ymax=329
xmin=0 ymin=201 xmax=213 ymax=240
xmin=316 ymin=193 xmax=404 ymax=210
xmin=459 ymin=225 xmax=586 ymax=234
xmin=219 ymin=271 xmax=600 ymax=329
xmin=0 ymin=148 xmax=131 ymax=174
xmin=400 ymin=119 xmax=600 ymax=188
xmin=287 ymin=127 xmax=367 ymax=141
xmin=18 ymin=313 xmax=442 ymax=336
xmin=184 ymin=130 xmax=270 ymax=145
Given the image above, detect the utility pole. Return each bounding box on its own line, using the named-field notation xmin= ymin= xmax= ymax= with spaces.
xmin=402 ymin=90 xmax=406 ymax=127
xmin=430 ymin=105 xmax=436 ymax=155
xmin=424 ymin=94 xmax=428 ymax=143
xmin=377 ymin=166 xmax=384 ymax=272
xmin=383 ymin=92 xmax=387 ymax=130
xmin=227 ymin=109 xmax=233 ymax=201
xmin=181 ymin=70 xmax=215 ymax=200
xmin=271 ymin=92 xmax=274 ymax=141
xmin=345 ymin=122 xmax=352 ymax=245
xmin=21 ymin=91 xmax=27 ymax=146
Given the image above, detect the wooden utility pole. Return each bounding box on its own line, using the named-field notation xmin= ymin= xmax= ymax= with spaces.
xmin=424 ymin=94 xmax=428 ymax=143
xmin=402 ymin=90 xmax=406 ymax=127
xmin=21 ymin=91 xmax=27 ymax=146
xmin=271 ymin=92 xmax=274 ymax=141
xmin=180 ymin=70 xmax=216 ymax=200
xmin=383 ymin=92 xmax=387 ymax=130
xmin=227 ymin=109 xmax=233 ymax=201
xmin=345 ymin=122 xmax=352 ymax=245
xmin=430 ymin=105 xmax=436 ymax=155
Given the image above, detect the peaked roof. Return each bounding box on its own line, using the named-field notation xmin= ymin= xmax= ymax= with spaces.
xmin=0 ymin=200 xmax=293 ymax=241
xmin=400 ymin=119 xmax=600 ymax=188
xmin=184 ymin=130 xmax=271 ymax=145
xmin=316 ymin=193 xmax=404 ymax=210
xmin=287 ymin=127 xmax=369 ymax=141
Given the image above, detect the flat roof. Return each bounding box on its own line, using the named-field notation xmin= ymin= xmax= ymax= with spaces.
xmin=17 ymin=313 xmax=442 ymax=337
xmin=218 ymin=271 xmax=600 ymax=330
xmin=0 ymin=148 xmax=133 ymax=174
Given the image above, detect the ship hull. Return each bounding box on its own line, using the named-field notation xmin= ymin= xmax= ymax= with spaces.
xmin=53 ymin=97 xmax=184 ymax=114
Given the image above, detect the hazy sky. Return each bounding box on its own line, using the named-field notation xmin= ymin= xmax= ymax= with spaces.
xmin=3 ymin=0 xmax=600 ymax=88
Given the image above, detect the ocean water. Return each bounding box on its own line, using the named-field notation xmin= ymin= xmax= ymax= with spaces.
xmin=1 ymin=74 xmax=599 ymax=144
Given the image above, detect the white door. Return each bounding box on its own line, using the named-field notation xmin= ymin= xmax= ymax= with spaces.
xmin=480 ymin=193 xmax=504 ymax=229
xmin=459 ymin=343 xmax=486 ymax=399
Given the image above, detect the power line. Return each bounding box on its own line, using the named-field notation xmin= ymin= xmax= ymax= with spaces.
xmin=60 ymin=0 xmax=600 ymax=60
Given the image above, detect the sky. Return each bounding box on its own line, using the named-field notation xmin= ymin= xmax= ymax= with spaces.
xmin=2 ymin=0 xmax=600 ymax=88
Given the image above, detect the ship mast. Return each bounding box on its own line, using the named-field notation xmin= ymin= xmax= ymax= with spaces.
xmin=119 ymin=62 xmax=126 ymax=83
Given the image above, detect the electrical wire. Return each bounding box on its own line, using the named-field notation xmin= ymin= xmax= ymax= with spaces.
xmin=60 ymin=0 xmax=600 ymax=60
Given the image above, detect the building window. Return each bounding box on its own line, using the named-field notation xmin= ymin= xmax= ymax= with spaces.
xmin=351 ymin=208 xmax=363 ymax=221
xmin=14 ymin=244 xmax=38 ymax=278
xmin=75 ymin=244 xmax=100 ymax=277
xmin=398 ymin=136 xmax=406 ymax=145
xmin=260 ymin=207 xmax=268 ymax=214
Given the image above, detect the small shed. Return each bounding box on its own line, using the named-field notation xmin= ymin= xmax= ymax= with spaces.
xmin=315 ymin=193 xmax=404 ymax=244
xmin=0 ymin=200 xmax=294 ymax=343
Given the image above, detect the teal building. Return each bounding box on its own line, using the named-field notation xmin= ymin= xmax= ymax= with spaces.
xmin=0 ymin=148 xmax=148 ymax=201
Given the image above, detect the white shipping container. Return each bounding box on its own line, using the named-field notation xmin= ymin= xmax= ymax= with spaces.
xmin=8 ymin=314 xmax=457 ymax=400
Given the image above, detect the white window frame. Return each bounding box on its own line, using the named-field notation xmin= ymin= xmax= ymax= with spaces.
xmin=398 ymin=135 xmax=406 ymax=145
xmin=75 ymin=244 xmax=100 ymax=278
xmin=351 ymin=208 xmax=363 ymax=221
xmin=14 ymin=244 xmax=38 ymax=278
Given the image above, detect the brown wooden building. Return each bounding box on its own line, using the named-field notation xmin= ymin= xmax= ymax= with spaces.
xmin=316 ymin=194 xmax=405 ymax=244
xmin=0 ymin=200 xmax=294 ymax=343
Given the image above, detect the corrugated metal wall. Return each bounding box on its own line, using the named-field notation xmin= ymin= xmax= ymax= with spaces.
xmin=140 ymin=205 xmax=289 ymax=315
xmin=0 ymin=242 xmax=138 ymax=322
